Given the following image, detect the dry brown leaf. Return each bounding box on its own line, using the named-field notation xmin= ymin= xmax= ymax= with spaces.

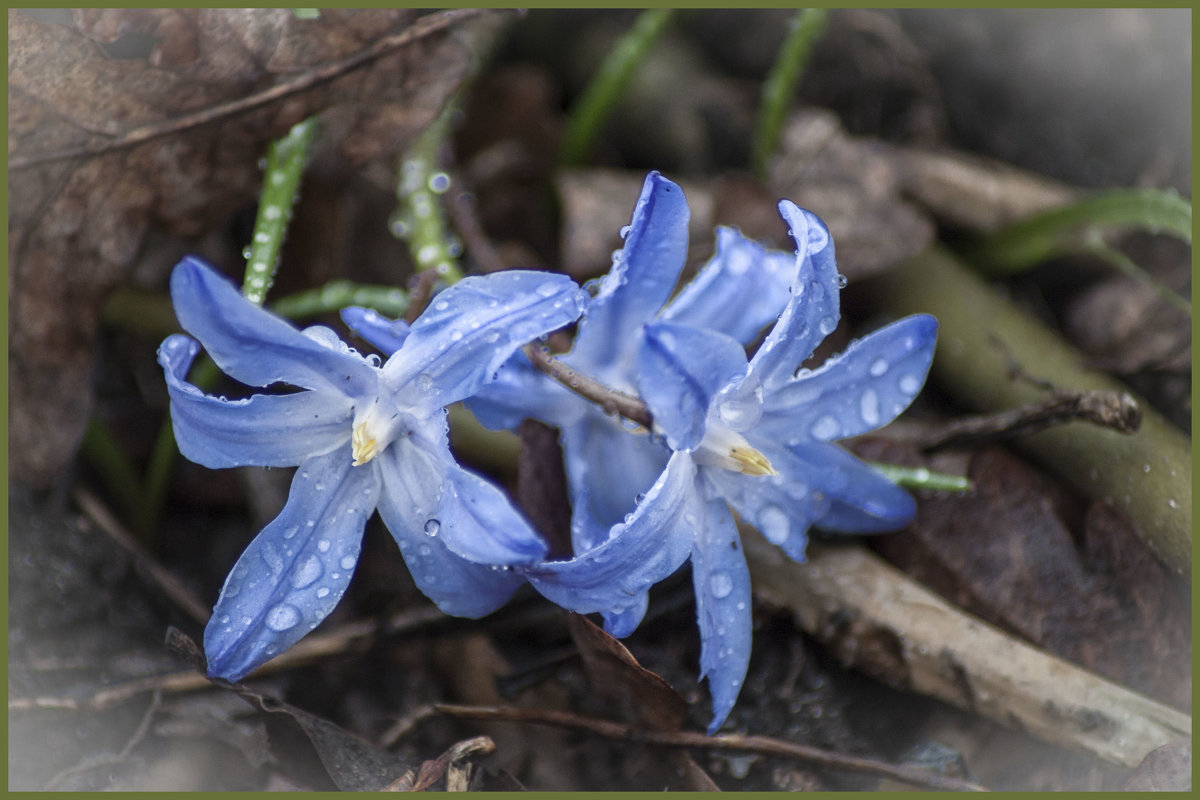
xmin=8 ymin=8 xmax=489 ymax=487
xmin=865 ymin=444 xmax=1190 ymax=710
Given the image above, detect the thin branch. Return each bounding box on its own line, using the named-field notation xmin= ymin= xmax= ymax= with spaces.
xmin=74 ymin=488 xmax=211 ymax=626
xmin=919 ymin=389 xmax=1142 ymax=453
xmin=401 ymin=702 xmax=987 ymax=792
xmin=43 ymin=691 xmax=162 ymax=789
xmin=523 ymin=341 xmax=654 ymax=430
xmin=10 ymin=9 xmax=495 ymax=170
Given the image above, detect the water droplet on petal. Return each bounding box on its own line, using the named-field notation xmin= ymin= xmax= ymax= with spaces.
xmin=709 ymin=572 xmax=733 ymax=599
xmin=339 ymin=554 xmax=356 ymax=570
xmin=869 ymin=358 xmax=889 ymax=377
xmin=424 ymin=519 xmax=441 ymax=536
xmin=260 ymin=542 xmax=284 ymax=575
xmin=860 ymin=389 xmax=880 ymax=426
xmin=757 ymin=505 xmax=790 ymax=545
xmin=316 ymin=586 xmax=330 ymax=598
xmin=810 ymin=415 xmax=840 ymax=441
xmin=265 ymin=604 xmax=301 ymax=632
xmin=899 ymin=374 xmax=921 ymax=395
xmin=317 ymin=539 xmax=331 ymax=553
xmin=836 ymin=274 xmax=848 ymax=289
xmin=619 ymin=225 xmax=632 ymax=239
xmin=535 ymin=281 xmax=560 ymax=298
xmin=818 ymin=316 xmax=837 ymax=336
xmin=291 ymin=555 xmax=323 ymax=589
xmin=416 ymin=373 xmax=435 ymax=392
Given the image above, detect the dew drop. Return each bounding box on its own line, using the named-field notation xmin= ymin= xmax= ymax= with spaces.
xmin=281 ymin=525 xmax=299 ymax=540
xmin=810 ymin=415 xmax=840 ymax=441
xmin=709 ymin=571 xmax=733 ymax=599
xmin=316 ymin=586 xmax=330 ymax=599
xmin=424 ymin=519 xmax=441 ymax=536
xmin=869 ymin=358 xmax=889 ymax=377
xmin=265 ymin=604 xmax=301 ymax=632
xmin=860 ymin=389 xmax=880 ymax=426
xmin=317 ymin=539 xmax=331 ymax=553
xmin=818 ymin=316 xmax=837 ymax=336
xmin=757 ymin=505 xmax=790 ymax=545
xmin=535 ymin=281 xmax=560 ymax=298
xmin=899 ymin=374 xmax=921 ymax=395
xmin=416 ymin=373 xmax=435 ymax=392
xmin=428 ymin=172 xmax=451 ymax=193
xmin=291 ymin=555 xmax=323 ymax=589
xmin=619 ymin=225 xmax=632 ymax=239
xmin=339 ymin=554 xmax=356 ymax=570
xmin=260 ymin=542 xmax=284 ymax=575
xmin=836 ymin=274 xmax=848 ymax=289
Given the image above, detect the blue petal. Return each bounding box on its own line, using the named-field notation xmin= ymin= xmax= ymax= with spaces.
xmin=690 ymin=495 xmax=753 ymax=734
xmin=159 ymin=334 xmax=353 ymax=468
xmin=340 ymin=306 xmax=410 ymax=356
xmin=756 ymin=314 xmax=939 ymax=446
xmin=704 ymin=445 xmax=826 ymax=563
xmin=374 ymin=437 xmax=524 ymax=617
xmin=170 ymin=256 xmax=377 ymax=397
xmin=788 ymin=443 xmax=917 ymax=534
xmin=569 ymin=172 xmax=690 ymax=377
xmin=559 ymin=413 xmax=671 ymax=552
xmin=742 ymin=203 xmax=841 ymax=393
xmin=661 ymin=227 xmax=795 ymax=344
xmin=637 ymin=322 xmax=748 ymax=451
xmin=382 ymin=271 xmax=586 ymax=410
xmin=522 ymin=451 xmax=698 ymax=626
xmin=464 ymin=351 xmax=585 ymax=432
xmin=434 ymin=463 xmax=549 ymax=565
xmin=204 ymin=447 xmax=379 ymax=681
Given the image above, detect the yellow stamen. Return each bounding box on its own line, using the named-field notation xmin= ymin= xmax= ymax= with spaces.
xmin=729 ymin=446 xmax=777 ymax=476
xmin=351 ymin=421 xmax=379 ymax=466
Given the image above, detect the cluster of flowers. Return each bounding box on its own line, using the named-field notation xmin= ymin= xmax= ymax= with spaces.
xmin=160 ymin=172 xmax=937 ymax=732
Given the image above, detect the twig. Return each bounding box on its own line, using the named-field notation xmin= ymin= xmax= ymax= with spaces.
xmin=73 ymin=487 xmax=211 ymax=626
xmin=523 ymin=341 xmax=654 ymax=430
xmin=385 ymin=735 xmax=495 ymax=792
xmin=919 ymin=390 xmax=1142 ymax=453
xmin=9 ymin=606 xmax=448 ymax=713
xmin=745 ymin=536 xmax=1192 ymax=769
xmin=866 ymin=245 xmax=1191 ymax=575
xmin=397 ymin=702 xmax=987 ymax=791
xmin=10 ymin=9 xmax=495 ymax=170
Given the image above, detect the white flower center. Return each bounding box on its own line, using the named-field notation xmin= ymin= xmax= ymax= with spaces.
xmin=351 ymin=397 xmax=402 ymax=467
xmin=692 ymin=421 xmax=776 ymax=476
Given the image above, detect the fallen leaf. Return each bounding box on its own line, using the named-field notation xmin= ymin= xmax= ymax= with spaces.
xmin=8 ymin=8 xmax=488 ymax=487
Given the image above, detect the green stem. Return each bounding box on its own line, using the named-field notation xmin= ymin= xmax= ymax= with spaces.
xmin=751 ymin=8 xmax=828 ymax=179
xmin=865 ymin=245 xmax=1191 ymax=576
xmin=1079 ymin=234 xmax=1191 ymax=316
xmin=391 ymin=99 xmax=464 ymax=284
xmin=558 ymin=9 xmax=673 ymax=166
xmin=82 ymin=419 xmax=151 ymax=540
xmin=243 ymin=116 xmax=319 ymax=305
xmin=868 ymin=462 xmax=971 ymax=493
xmin=270 ymin=281 xmax=410 ymax=321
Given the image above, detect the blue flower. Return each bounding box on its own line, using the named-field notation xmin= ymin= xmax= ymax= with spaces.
xmin=464 ymin=172 xmax=799 ymax=635
xmin=158 ymin=257 xmax=586 ymax=681
xmin=523 ymin=198 xmax=937 ymax=732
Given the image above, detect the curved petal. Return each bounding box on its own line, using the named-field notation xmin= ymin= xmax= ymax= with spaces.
xmin=569 ymin=172 xmax=690 ymax=377
xmin=690 ymin=496 xmax=753 ymax=734
xmin=464 ymin=351 xmax=585 ymax=432
xmin=204 ymin=447 xmax=379 ymax=681
xmin=637 ymin=322 xmax=748 ymax=451
xmin=790 ymin=442 xmax=917 ymax=534
xmin=375 ymin=437 xmax=524 ymax=617
xmin=382 ymin=271 xmax=585 ymax=410
xmin=340 ymin=306 xmax=411 ymax=356
xmin=433 ymin=463 xmax=549 ymax=565
xmin=660 ymin=227 xmax=795 ymax=344
xmin=756 ymin=314 xmax=939 ymax=446
xmin=522 ymin=451 xmax=698 ymax=625
xmin=170 ymin=256 xmax=377 ymax=397
xmin=159 ymin=334 xmax=353 ymax=469
xmin=704 ymin=447 xmax=825 ymax=563
xmin=741 ymin=203 xmax=841 ymax=393
xmin=559 ymin=413 xmax=671 ymax=552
